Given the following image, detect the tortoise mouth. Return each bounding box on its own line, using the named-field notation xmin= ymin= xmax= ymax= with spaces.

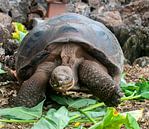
xmin=50 ymin=79 xmax=74 ymax=92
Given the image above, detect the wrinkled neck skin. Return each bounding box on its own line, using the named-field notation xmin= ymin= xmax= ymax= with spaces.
xmin=61 ymin=43 xmax=84 ymax=86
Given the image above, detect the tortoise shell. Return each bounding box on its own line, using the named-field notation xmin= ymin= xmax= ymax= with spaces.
xmin=16 ymin=13 xmax=124 ymax=81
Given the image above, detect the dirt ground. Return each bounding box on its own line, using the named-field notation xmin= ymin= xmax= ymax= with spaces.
xmin=0 ymin=64 xmax=149 ymax=129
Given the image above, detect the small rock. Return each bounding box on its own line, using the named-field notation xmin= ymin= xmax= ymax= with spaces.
xmin=0 ymin=0 xmax=10 ymax=13
xmin=30 ymin=0 xmax=48 ymax=17
xmin=0 ymin=13 xmax=12 ymax=29
xmin=88 ymin=0 xmax=101 ymax=9
xmin=90 ymin=7 xmax=123 ymax=27
xmin=133 ymin=57 xmax=149 ymax=67
xmin=68 ymin=2 xmax=90 ymax=17
xmin=0 ymin=24 xmax=11 ymax=44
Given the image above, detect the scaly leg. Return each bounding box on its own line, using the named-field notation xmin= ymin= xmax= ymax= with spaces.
xmin=79 ymin=60 xmax=122 ymax=107
xmin=13 ymin=62 xmax=56 ymax=107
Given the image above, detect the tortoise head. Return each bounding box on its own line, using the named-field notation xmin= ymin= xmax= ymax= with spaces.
xmin=50 ymin=66 xmax=74 ymax=92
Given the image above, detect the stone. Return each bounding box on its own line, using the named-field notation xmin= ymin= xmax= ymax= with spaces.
xmin=68 ymin=2 xmax=90 ymax=17
xmin=0 ymin=13 xmax=12 ymax=28
xmin=0 ymin=24 xmax=11 ymax=44
xmin=90 ymin=8 xmax=123 ymax=27
xmin=88 ymin=0 xmax=101 ymax=9
xmin=0 ymin=0 xmax=10 ymax=13
xmin=30 ymin=0 xmax=48 ymax=17
xmin=133 ymin=57 xmax=149 ymax=67
xmin=9 ymin=0 xmax=31 ymax=23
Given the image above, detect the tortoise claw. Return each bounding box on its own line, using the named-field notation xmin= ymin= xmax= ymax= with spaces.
xmin=104 ymin=87 xmax=123 ymax=107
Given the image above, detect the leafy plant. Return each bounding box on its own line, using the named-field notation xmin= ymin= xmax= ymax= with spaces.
xmin=89 ymin=108 xmax=140 ymax=129
xmin=50 ymin=94 xmax=97 ymax=109
xmin=0 ymin=100 xmax=44 ymax=122
xmin=12 ymin=22 xmax=28 ymax=42
xmin=0 ymin=98 xmax=141 ymax=129
xmin=121 ymin=75 xmax=149 ymax=100
xmin=32 ymin=106 xmax=69 ymax=129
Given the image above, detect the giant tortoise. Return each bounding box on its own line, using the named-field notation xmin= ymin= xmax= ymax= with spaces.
xmin=14 ymin=13 xmax=124 ymax=107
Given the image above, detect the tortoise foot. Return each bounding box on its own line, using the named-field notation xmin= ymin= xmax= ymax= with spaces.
xmin=13 ymin=79 xmax=45 ymax=107
xmin=79 ymin=60 xmax=122 ymax=107
xmin=104 ymin=87 xmax=123 ymax=107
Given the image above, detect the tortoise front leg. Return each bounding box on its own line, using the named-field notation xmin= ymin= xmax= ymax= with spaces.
xmin=79 ymin=60 xmax=122 ymax=107
xmin=13 ymin=62 xmax=56 ymax=107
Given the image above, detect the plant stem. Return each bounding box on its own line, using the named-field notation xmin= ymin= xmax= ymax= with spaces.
xmin=69 ymin=117 xmax=102 ymax=124
xmin=70 ymin=103 xmax=105 ymax=122
xmin=82 ymin=103 xmax=105 ymax=112
xmin=79 ymin=110 xmax=96 ymax=124
xmin=121 ymin=95 xmax=141 ymax=101
xmin=0 ymin=119 xmax=36 ymax=123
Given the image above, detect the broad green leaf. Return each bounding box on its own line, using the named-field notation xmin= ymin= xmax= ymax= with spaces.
xmin=123 ymin=90 xmax=134 ymax=96
xmin=141 ymin=92 xmax=149 ymax=99
xmin=0 ymin=100 xmax=44 ymax=120
xmin=32 ymin=106 xmax=69 ymax=129
xmin=69 ymin=111 xmax=80 ymax=119
xmin=89 ymin=108 xmax=126 ymax=129
xmin=125 ymin=113 xmax=140 ymax=129
xmin=136 ymin=80 xmax=149 ymax=99
xmin=102 ymin=108 xmax=125 ymax=128
xmin=86 ymin=110 xmax=105 ymax=118
xmin=120 ymin=77 xmax=149 ymax=100
xmin=137 ymin=81 xmax=149 ymax=92
xmin=121 ymin=82 xmax=138 ymax=97
xmin=50 ymin=94 xmax=74 ymax=106
xmin=68 ymin=99 xmax=97 ymax=109
xmin=121 ymin=85 xmax=139 ymax=91
xmin=31 ymin=117 xmax=55 ymax=129
xmin=50 ymin=95 xmax=96 ymax=109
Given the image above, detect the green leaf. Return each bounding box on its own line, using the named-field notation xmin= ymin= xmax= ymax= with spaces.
xmin=19 ymin=31 xmax=27 ymax=42
xmin=120 ymin=77 xmax=149 ymax=100
xmin=68 ymin=99 xmax=97 ymax=109
xmin=89 ymin=108 xmax=126 ymax=129
xmin=141 ymin=92 xmax=149 ymax=99
xmin=0 ymin=100 xmax=44 ymax=120
xmin=12 ymin=22 xmax=28 ymax=42
xmin=31 ymin=117 xmax=53 ymax=129
xmin=0 ymin=63 xmax=6 ymax=74
xmin=121 ymin=82 xmax=138 ymax=96
xmin=50 ymin=94 xmax=74 ymax=106
xmin=32 ymin=106 xmax=69 ymax=129
xmin=125 ymin=113 xmax=140 ymax=129
xmin=137 ymin=80 xmax=149 ymax=92
xmin=86 ymin=110 xmax=106 ymax=118
xmin=50 ymin=94 xmax=97 ymax=109
xmin=136 ymin=80 xmax=149 ymax=99
xmin=123 ymin=90 xmax=134 ymax=96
